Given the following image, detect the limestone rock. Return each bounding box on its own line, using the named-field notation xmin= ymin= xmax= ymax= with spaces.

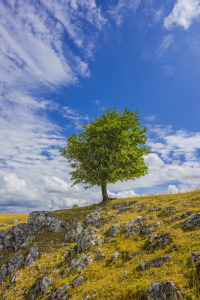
xmin=49 ymin=283 xmax=69 ymax=299
xmin=148 ymin=234 xmax=157 ymax=243
xmin=145 ymin=280 xmax=183 ymax=299
xmin=28 ymin=211 xmax=69 ymax=232
xmin=140 ymin=204 xmax=148 ymax=212
xmin=76 ymin=228 xmax=102 ymax=253
xmin=155 ymin=234 xmax=171 ymax=248
xmin=108 ymin=224 xmax=121 ymax=237
xmin=153 ymin=221 xmax=162 ymax=229
xmin=24 ymin=246 xmax=40 ymax=267
xmin=72 ymin=276 xmax=85 ymax=288
xmin=82 ymin=296 xmax=90 ymax=300
xmin=139 ymin=261 xmax=146 ymax=269
xmin=112 ymin=252 xmax=121 ymax=262
xmin=181 ymin=211 xmax=195 ymax=219
xmin=7 ymin=254 xmax=24 ymax=275
xmin=83 ymin=211 xmax=101 ymax=228
xmin=65 ymin=223 xmax=83 ymax=242
xmin=35 ymin=277 xmax=52 ymax=295
xmin=147 ymin=206 xmax=162 ymax=213
xmin=191 ymin=252 xmax=200 ymax=264
xmin=0 ymin=264 xmax=7 ymax=282
xmin=150 ymin=256 xmax=171 ymax=268
xmin=181 ymin=214 xmax=200 ymax=229
xmin=165 ymin=206 xmax=177 ymax=217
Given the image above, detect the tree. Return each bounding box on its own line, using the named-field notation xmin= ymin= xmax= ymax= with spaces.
xmin=60 ymin=108 xmax=150 ymax=203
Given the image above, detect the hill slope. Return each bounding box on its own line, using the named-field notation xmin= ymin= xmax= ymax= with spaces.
xmin=1 ymin=191 xmax=200 ymax=299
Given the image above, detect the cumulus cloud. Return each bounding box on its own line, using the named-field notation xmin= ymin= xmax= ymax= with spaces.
xmin=164 ymin=0 xmax=200 ymax=30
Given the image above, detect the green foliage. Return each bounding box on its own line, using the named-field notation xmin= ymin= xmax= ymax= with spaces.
xmin=60 ymin=108 xmax=149 ymax=197
xmin=73 ymin=204 xmax=79 ymax=208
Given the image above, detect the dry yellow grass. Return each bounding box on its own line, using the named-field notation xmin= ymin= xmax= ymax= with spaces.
xmin=0 ymin=214 xmax=29 ymax=230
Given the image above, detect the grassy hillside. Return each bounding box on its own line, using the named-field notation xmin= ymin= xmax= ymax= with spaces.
xmin=0 ymin=214 xmax=29 ymax=230
xmin=1 ymin=190 xmax=200 ymax=299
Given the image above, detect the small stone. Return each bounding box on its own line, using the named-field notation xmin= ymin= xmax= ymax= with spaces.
xmin=148 ymin=234 xmax=157 ymax=243
xmin=140 ymin=204 xmax=148 ymax=212
xmin=112 ymin=252 xmax=121 ymax=262
xmin=191 ymin=252 xmax=200 ymax=264
xmin=72 ymin=276 xmax=85 ymax=288
xmin=150 ymin=256 xmax=171 ymax=268
xmin=82 ymin=296 xmax=90 ymax=300
xmin=108 ymin=224 xmax=121 ymax=237
xmin=139 ymin=261 xmax=146 ymax=269
xmin=145 ymin=281 xmax=182 ymax=299
xmin=153 ymin=221 xmax=162 ymax=228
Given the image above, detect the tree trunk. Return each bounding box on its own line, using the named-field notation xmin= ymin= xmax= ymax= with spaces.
xmin=101 ymin=184 xmax=109 ymax=203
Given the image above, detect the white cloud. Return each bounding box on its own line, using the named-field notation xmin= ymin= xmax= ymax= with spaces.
xmin=164 ymin=0 xmax=200 ymax=30
xmin=157 ymin=34 xmax=174 ymax=57
xmin=144 ymin=115 xmax=157 ymax=122
xmin=109 ymin=0 xmax=141 ymax=27
xmin=0 ymin=0 xmax=106 ymax=90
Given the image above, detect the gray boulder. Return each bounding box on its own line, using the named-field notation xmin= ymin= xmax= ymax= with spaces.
xmin=35 ymin=277 xmax=52 ymax=295
xmin=49 ymin=283 xmax=69 ymax=299
xmin=0 ymin=254 xmax=24 ymax=282
xmin=155 ymin=234 xmax=171 ymax=248
xmin=181 ymin=214 xmax=200 ymax=229
xmin=140 ymin=204 xmax=148 ymax=212
xmin=28 ymin=211 xmax=69 ymax=232
xmin=112 ymin=252 xmax=121 ymax=262
xmin=108 ymin=224 xmax=121 ymax=237
xmin=181 ymin=211 xmax=195 ymax=219
xmin=76 ymin=228 xmax=102 ymax=253
xmin=83 ymin=211 xmax=101 ymax=228
xmin=65 ymin=223 xmax=83 ymax=242
xmin=191 ymin=252 xmax=200 ymax=264
xmin=145 ymin=280 xmax=183 ymax=299
xmin=153 ymin=221 xmax=162 ymax=229
xmin=7 ymin=254 xmax=24 ymax=274
xmin=0 ymin=264 xmax=7 ymax=282
xmin=71 ymin=253 xmax=93 ymax=271
xmin=0 ymin=245 xmax=4 ymax=251
xmin=139 ymin=261 xmax=146 ymax=269
xmin=150 ymin=256 xmax=171 ymax=268
xmin=82 ymin=296 xmax=90 ymax=300
xmin=24 ymin=246 xmax=40 ymax=267
xmin=165 ymin=206 xmax=177 ymax=217
xmin=9 ymin=223 xmax=41 ymax=251
xmin=147 ymin=206 xmax=162 ymax=213
xmin=72 ymin=275 xmax=85 ymax=287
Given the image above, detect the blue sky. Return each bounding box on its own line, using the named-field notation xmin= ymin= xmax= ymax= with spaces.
xmin=1 ymin=0 xmax=200 ymax=213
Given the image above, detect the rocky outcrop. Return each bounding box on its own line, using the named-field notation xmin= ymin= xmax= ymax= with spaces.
xmin=0 ymin=223 xmax=41 ymax=252
xmin=49 ymin=283 xmax=69 ymax=300
xmin=72 ymin=276 xmax=85 ymax=287
xmin=28 ymin=211 xmax=70 ymax=232
xmin=24 ymin=246 xmax=40 ymax=267
xmin=35 ymin=276 xmax=52 ymax=295
xmin=150 ymin=256 xmax=171 ymax=268
xmin=164 ymin=206 xmax=177 ymax=217
xmin=145 ymin=280 xmax=183 ymax=299
xmin=108 ymin=224 xmax=121 ymax=237
xmin=181 ymin=214 xmax=200 ymax=229
xmin=0 ymin=254 xmax=24 ymax=282
xmin=83 ymin=211 xmax=102 ymax=228
xmin=65 ymin=223 xmax=83 ymax=242
xmin=76 ymin=228 xmax=102 ymax=253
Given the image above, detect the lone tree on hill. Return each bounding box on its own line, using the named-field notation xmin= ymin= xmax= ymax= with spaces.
xmin=60 ymin=108 xmax=150 ymax=203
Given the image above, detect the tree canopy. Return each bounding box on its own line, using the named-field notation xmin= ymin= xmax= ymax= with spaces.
xmin=60 ymin=108 xmax=150 ymax=203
